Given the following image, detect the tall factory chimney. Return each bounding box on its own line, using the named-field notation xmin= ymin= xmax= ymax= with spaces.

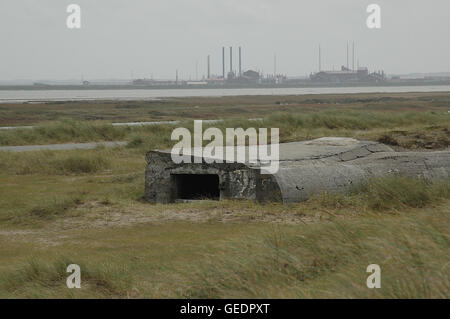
xmin=222 ymin=47 xmax=225 ymax=78
xmin=319 ymin=45 xmax=322 ymax=71
xmin=207 ymin=55 xmax=210 ymax=79
xmin=352 ymin=42 xmax=355 ymax=71
xmin=239 ymin=46 xmax=242 ymax=77
xmin=229 ymin=47 xmax=233 ymax=74
xmin=274 ymin=53 xmax=277 ymax=76
xmin=346 ymin=42 xmax=349 ymax=69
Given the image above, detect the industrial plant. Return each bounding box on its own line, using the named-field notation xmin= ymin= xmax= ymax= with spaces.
xmin=130 ymin=44 xmax=389 ymax=88
xmin=8 ymin=44 xmax=450 ymax=90
xmin=309 ymin=43 xmax=386 ymax=83
xmin=132 ymin=46 xmax=275 ymax=87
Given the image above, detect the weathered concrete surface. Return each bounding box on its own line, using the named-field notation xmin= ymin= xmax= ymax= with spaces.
xmin=145 ymin=137 xmax=450 ymax=204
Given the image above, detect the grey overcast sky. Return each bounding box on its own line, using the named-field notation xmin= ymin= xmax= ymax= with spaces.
xmin=0 ymin=0 xmax=449 ymax=80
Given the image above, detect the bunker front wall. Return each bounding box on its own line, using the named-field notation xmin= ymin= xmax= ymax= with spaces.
xmin=144 ymin=151 xmax=282 ymax=203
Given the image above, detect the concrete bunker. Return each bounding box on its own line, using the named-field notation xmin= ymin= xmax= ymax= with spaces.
xmin=145 ymin=137 xmax=450 ymax=204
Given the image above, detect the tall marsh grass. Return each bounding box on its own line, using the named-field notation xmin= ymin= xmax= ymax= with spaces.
xmin=181 ymin=208 xmax=449 ymax=298
xmin=0 ymin=150 xmax=111 ymax=175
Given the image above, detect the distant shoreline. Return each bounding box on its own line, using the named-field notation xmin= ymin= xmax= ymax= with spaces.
xmin=1 ymin=84 xmax=450 ymax=104
xmin=1 ymin=80 xmax=450 ymax=91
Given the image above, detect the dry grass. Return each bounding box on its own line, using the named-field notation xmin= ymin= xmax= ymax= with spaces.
xmin=0 ymin=171 xmax=449 ymax=298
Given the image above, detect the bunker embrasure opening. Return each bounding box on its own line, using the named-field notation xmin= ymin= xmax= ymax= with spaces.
xmin=172 ymin=174 xmax=220 ymax=200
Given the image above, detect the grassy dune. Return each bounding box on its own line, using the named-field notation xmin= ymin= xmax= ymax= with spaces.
xmin=0 ymin=92 xmax=449 ymax=298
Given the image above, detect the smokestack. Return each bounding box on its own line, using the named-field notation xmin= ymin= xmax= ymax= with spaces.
xmin=352 ymin=42 xmax=355 ymax=71
xmin=319 ymin=45 xmax=321 ymax=71
xmin=222 ymin=47 xmax=225 ymax=78
xmin=346 ymin=42 xmax=349 ymax=69
xmin=207 ymin=55 xmax=210 ymax=79
xmin=274 ymin=53 xmax=277 ymax=76
xmin=239 ymin=46 xmax=242 ymax=77
xmin=229 ymin=47 xmax=233 ymax=74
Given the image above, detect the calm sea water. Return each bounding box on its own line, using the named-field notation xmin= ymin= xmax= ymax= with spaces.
xmin=1 ymin=85 xmax=450 ymax=103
